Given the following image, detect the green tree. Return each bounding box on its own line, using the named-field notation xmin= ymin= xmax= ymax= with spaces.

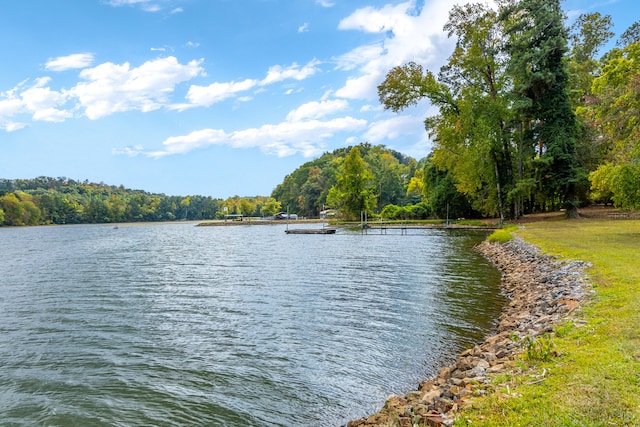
xmin=502 ymin=0 xmax=581 ymax=217
xmin=261 ymin=197 xmax=281 ymax=217
xmin=379 ymin=3 xmax=514 ymax=218
xmin=271 ymin=144 xmax=412 ymax=217
xmin=299 ymin=166 xmax=326 ymax=216
xmin=327 ymin=146 xmax=377 ymax=220
xmin=239 ymin=199 xmax=256 ymax=217
xmin=585 ymin=42 xmax=640 ymax=209
xmin=17 ymin=192 xmax=41 ymax=225
xmin=180 ymin=196 xmax=191 ymax=220
xmin=567 ymin=12 xmax=615 ymax=202
xmin=1 ymin=193 xmax=25 ymax=225
xmin=365 ymin=148 xmax=408 ymax=210
xmin=406 ymin=167 xmax=425 ymax=202
xmin=618 ymin=21 xmax=640 ymax=47
xmin=422 ymin=157 xmax=476 ymax=219
xmin=105 ymin=194 xmax=126 ymax=223
xmin=567 ymin=12 xmax=614 ymax=105
xmin=223 ymin=196 xmax=241 ymax=215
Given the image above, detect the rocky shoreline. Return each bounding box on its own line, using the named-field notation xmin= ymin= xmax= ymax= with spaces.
xmin=345 ymin=236 xmax=590 ymax=427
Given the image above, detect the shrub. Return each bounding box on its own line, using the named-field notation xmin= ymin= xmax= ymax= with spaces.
xmin=487 ymin=225 xmax=518 ymax=243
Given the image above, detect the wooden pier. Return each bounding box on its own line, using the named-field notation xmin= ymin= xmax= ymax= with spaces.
xmin=360 ymin=224 xmax=497 ymax=235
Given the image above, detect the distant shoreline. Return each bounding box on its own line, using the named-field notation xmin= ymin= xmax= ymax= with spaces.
xmin=195 ymin=218 xmax=328 ymax=226
xmin=196 ymin=219 xmax=499 ymax=230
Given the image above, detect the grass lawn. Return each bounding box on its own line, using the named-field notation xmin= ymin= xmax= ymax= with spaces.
xmin=455 ymin=218 xmax=640 ymax=427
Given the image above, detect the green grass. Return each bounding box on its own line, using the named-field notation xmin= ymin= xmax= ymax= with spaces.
xmin=486 ymin=225 xmax=518 ymax=243
xmin=455 ymin=219 xmax=640 ymax=427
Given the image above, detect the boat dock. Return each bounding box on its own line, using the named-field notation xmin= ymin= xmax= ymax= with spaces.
xmin=285 ymin=228 xmax=336 ymax=234
xmin=360 ymin=224 xmax=497 ymax=235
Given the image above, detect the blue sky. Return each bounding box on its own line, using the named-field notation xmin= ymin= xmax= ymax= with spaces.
xmin=0 ymin=0 xmax=637 ymax=198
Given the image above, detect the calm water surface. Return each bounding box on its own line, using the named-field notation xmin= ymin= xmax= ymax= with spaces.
xmin=0 ymin=223 xmax=504 ymax=426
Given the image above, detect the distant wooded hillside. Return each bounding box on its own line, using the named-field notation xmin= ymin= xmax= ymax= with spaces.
xmin=0 ymin=177 xmax=222 ymax=226
xmin=270 ymin=143 xmax=477 ymax=220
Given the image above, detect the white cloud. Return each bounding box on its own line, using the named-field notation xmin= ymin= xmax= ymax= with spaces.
xmin=149 ymin=128 xmax=227 ymax=156
xmin=45 ymin=53 xmax=95 ymax=71
xmin=71 ymin=56 xmax=205 ymax=119
xmin=362 ymin=108 xmax=437 ymax=158
xmin=32 ymin=108 xmax=73 ymax=122
xmin=283 ymin=87 xmax=303 ymax=95
xmin=1 ymin=53 xmax=327 ymax=130
xmin=173 ymin=59 xmax=321 ymax=109
xmin=333 ymin=0 xmax=466 ymax=101
xmin=298 ymin=23 xmax=310 ymax=33
xmin=20 ymin=77 xmax=72 ymax=122
xmin=360 ymin=104 xmax=382 ymax=112
xmin=106 ymin=0 xmax=161 ymax=12
xmin=285 ymin=99 xmax=349 ymax=122
xmin=364 ymin=113 xmax=434 ymax=158
xmin=316 ymin=0 xmax=335 ymax=7
xmin=0 ymin=97 xmax=24 ymax=117
xmin=1 ymin=56 xmax=206 ymax=127
xmin=261 ymin=60 xmax=321 ymax=85
xmin=134 ymin=106 xmax=367 ymax=158
xmin=107 ymin=0 xmax=147 ymax=4
xmin=3 ymin=122 xmax=27 ymax=132
xmin=334 ymin=44 xmax=385 ymax=72
xmin=338 ymin=4 xmax=406 ymax=33
xmin=364 ymin=114 xmax=425 ymax=143
xmin=335 ymin=72 xmax=383 ymax=100
xmin=183 ymin=78 xmax=258 ymax=108
xmin=0 ymin=78 xmax=71 ymax=125
xmin=112 ymin=145 xmax=145 ymax=156
xmin=0 ymin=85 xmax=28 ymax=131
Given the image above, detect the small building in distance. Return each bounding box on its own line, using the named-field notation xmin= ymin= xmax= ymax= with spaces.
xmin=274 ymin=212 xmax=298 ymax=220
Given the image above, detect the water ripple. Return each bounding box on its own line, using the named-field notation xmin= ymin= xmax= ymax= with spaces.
xmin=0 ymin=224 xmax=503 ymax=426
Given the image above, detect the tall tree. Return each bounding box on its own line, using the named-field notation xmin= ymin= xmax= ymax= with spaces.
xmin=326 ymin=146 xmax=377 ymax=220
xmin=567 ymin=12 xmax=615 ymax=200
xmin=501 ymin=0 xmax=581 ymax=217
xmin=379 ymin=3 xmax=514 ymax=219
xmin=365 ymin=147 xmax=408 ymax=210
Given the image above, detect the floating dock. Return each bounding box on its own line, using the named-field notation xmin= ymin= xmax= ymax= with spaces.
xmin=285 ymin=228 xmax=336 ymax=234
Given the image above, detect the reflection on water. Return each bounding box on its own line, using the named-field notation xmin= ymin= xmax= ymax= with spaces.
xmin=0 ymin=223 xmax=503 ymax=426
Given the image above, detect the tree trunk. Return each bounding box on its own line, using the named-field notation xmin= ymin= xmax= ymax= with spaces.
xmin=492 ymin=152 xmax=505 ymax=223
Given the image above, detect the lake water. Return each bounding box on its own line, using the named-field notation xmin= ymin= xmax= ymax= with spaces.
xmin=0 ymin=222 xmax=504 ymax=426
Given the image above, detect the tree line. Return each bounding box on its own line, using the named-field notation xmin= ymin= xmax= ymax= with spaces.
xmin=0 ymin=177 xmax=281 ymax=226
